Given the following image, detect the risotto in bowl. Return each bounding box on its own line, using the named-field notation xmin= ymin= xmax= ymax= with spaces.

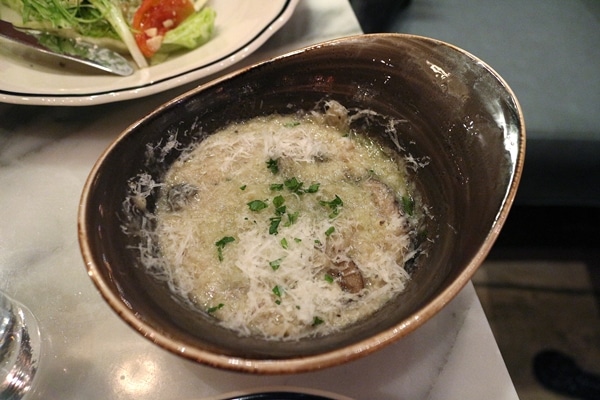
xmin=78 ymin=33 xmax=525 ymax=374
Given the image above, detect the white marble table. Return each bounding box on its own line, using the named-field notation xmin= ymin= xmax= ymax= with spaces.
xmin=0 ymin=1 xmax=519 ymax=398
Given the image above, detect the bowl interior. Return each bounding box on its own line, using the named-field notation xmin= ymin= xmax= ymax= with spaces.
xmin=80 ymin=33 xmax=524 ymax=371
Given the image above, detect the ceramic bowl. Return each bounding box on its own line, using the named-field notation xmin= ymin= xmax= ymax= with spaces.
xmin=78 ymin=33 xmax=525 ymax=374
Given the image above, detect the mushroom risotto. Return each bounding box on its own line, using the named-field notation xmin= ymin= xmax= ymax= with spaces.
xmin=127 ymin=101 xmax=425 ymax=340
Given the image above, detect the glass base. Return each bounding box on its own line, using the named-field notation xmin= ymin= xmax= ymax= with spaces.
xmin=0 ymin=294 xmax=41 ymax=400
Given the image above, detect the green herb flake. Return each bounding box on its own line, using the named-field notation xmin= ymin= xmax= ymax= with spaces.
xmin=272 ymin=285 xmax=282 ymax=297
xmin=325 ymin=226 xmax=335 ymax=237
xmin=273 ymin=195 xmax=285 ymax=208
xmin=215 ymin=236 xmax=235 ymax=247
xmin=247 ymin=199 xmax=268 ymax=212
xmin=269 ymin=216 xmax=282 ymax=235
xmin=294 ymin=238 xmax=302 ymax=243
xmin=284 ymin=121 xmax=301 ymax=128
xmin=270 ymin=183 xmax=284 ymax=191
xmin=284 ymin=211 xmax=299 ymax=227
xmin=312 ymin=316 xmax=324 ymax=326
xmin=266 ymin=158 xmax=279 ymax=174
xmin=269 ymin=258 xmax=283 ymax=271
xmin=402 ymin=196 xmax=415 ymax=216
xmin=215 ymin=236 xmax=235 ymax=261
xmin=273 ymin=195 xmax=286 ymax=216
xmin=320 ymin=195 xmax=343 ymax=218
xmin=280 ymin=238 xmax=289 ymax=249
xmin=284 ymin=177 xmax=304 ymax=193
xmin=324 ymin=274 xmax=334 ymax=284
xmin=306 ymin=183 xmax=320 ymax=193
xmin=239 ymin=184 xmax=247 ymax=190
xmin=276 ymin=206 xmax=287 ymax=216
xmin=207 ymin=303 xmax=224 ymax=313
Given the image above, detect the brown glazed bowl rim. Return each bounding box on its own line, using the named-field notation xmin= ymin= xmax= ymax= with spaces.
xmin=78 ymin=33 xmax=525 ymax=374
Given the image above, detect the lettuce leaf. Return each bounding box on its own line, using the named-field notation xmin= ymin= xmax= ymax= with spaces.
xmin=158 ymin=7 xmax=215 ymax=53
xmin=1 ymin=0 xmax=147 ymax=68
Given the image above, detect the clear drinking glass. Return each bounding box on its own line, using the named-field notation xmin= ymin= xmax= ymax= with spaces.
xmin=0 ymin=290 xmax=41 ymax=400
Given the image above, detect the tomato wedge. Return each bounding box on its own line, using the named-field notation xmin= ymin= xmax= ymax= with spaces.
xmin=133 ymin=0 xmax=195 ymax=58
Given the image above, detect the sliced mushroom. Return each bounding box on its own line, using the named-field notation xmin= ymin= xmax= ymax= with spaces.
xmin=166 ymin=183 xmax=198 ymax=212
xmin=328 ymin=260 xmax=364 ymax=294
xmin=362 ymin=178 xmax=401 ymax=220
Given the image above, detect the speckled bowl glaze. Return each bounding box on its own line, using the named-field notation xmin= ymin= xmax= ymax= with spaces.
xmin=78 ymin=33 xmax=525 ymax=374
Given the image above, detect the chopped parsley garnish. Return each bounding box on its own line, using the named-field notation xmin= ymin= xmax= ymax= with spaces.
xmin=273 ymin=195 xmax=285 ymax=207
xmin=216 ymin=236 xmax=235 ymax=247
xmin=247 ymin=199 xmax=268 ymax=212
xmin=273 ymin=195 xmax=286 ymax=215
xmin=280 ymin=238 xmax=288 ymax=249
xmin=284 ymin=177 xmax=303 ymax=193
xmin=207 ymin=303 xmax=224 ymax=313
xmin=402 ymin=195 xmax=415 ymax=216
xmin=312 ymin=316 xmax=324 ymax=326
xmin=272 ymin=285 xmax=282 ymax=297
xmin=215 ymin=236 xmax=235 ymax=261
xmin=320 ymin=195 xmax=343 ymax=218
xmin=325 ymin=226 xmax=335 ymax=236
xmin=284 ymin=121 xmax=301 ymax=128
xmin=324 ymin=273 xmax=334 ymax=284
xmin=306 ymin=183 xmax=320 ymax=193
xmin=248 ymin=177 xmax=325 ymax=235
xmin=269 ymin=258 xmax=283 ymax=270
xmin=266 ymin=158 xmax=279 ymax=174
xmin=270 ymin=178 xmax=319 ymax=195
xmin=269 ymin=216 xmax=282 ymax=235
xmin=284 ymin=211 xmax=299 ymax=227
xmin=276 ymin=205 xmax=287 ymax=216
xmin=239 ymin=184 xmax=247 ymax=190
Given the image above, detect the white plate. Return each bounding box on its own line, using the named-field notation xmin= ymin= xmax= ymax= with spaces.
xmin=0 ymin=0 xmax=299 ymax=106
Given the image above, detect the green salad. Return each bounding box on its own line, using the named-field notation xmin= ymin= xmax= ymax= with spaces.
xmin=0 ymin=0 xmax=216 ymax=68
